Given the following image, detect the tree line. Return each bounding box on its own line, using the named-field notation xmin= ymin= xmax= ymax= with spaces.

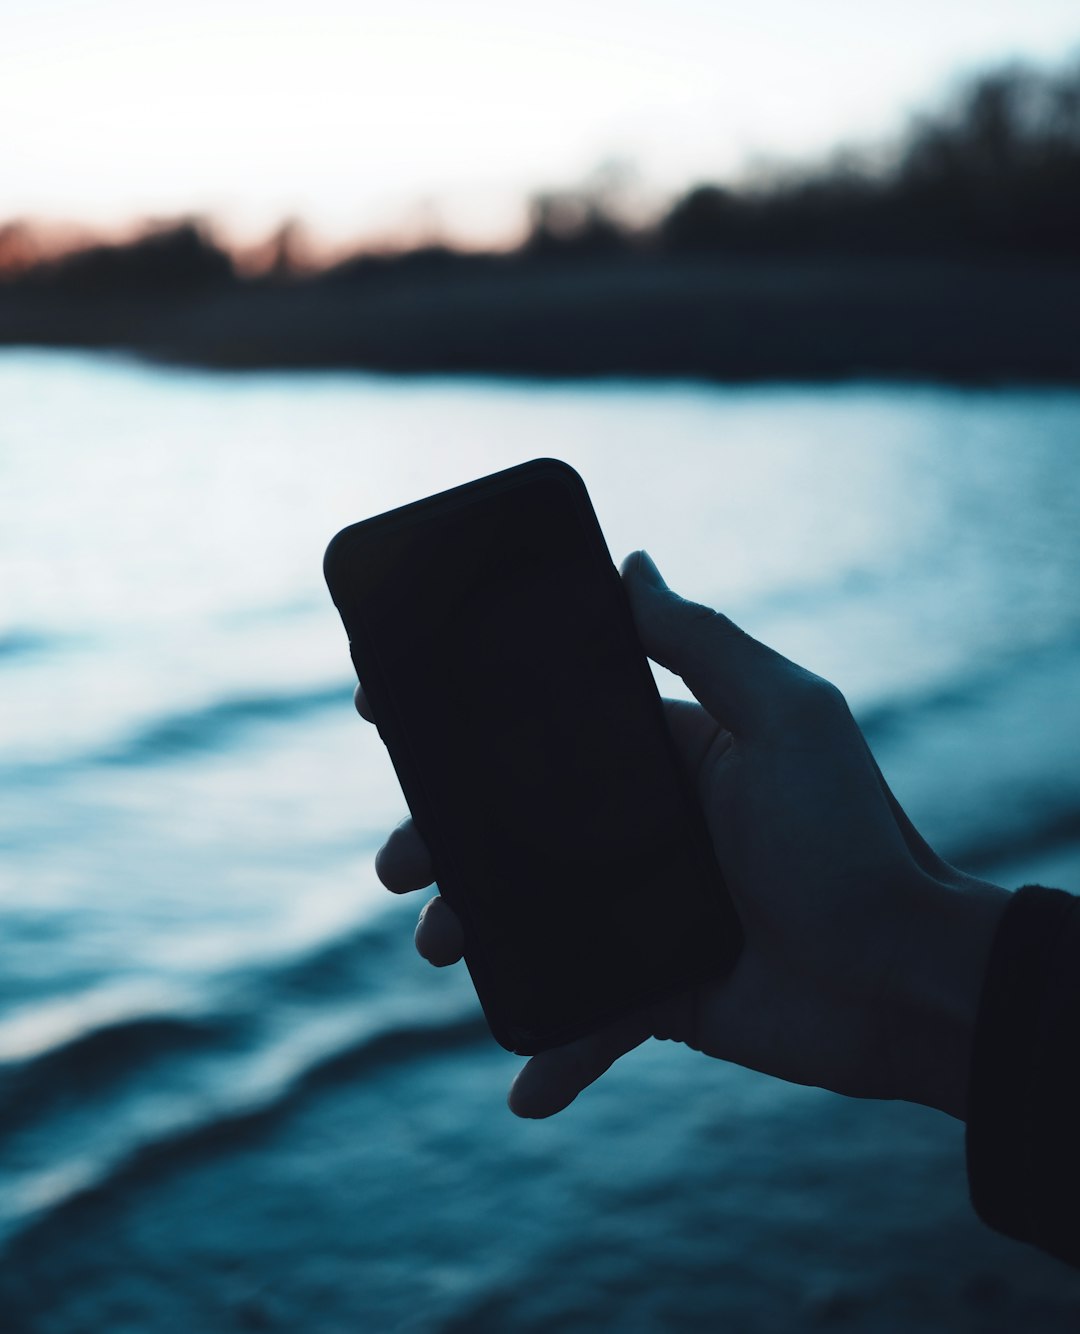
xmin=2 ymin=54 xmax=1078 ymax=299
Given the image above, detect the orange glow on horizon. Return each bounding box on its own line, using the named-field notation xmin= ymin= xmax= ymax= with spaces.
xmin=0 ymin=211 xmax=532 ymax=279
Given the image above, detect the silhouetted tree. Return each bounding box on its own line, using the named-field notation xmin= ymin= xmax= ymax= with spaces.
xmin=3 ymin=51 xmax=1078 ymax=303
xmin=659 ymin=186 xmax=740 ymax=253
xmin=33 ymin=222 xmax=235 ymax=297
xmin=524 ymin=191 xmax=628 ymax=257
xmin=659 ymin=58 xmax=1080 ymax=259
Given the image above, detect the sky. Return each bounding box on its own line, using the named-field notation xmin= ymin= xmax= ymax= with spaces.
xmin=3 ymin=0 xmax=1079 ymax=250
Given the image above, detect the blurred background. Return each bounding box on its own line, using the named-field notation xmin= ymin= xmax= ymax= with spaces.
xmin=2 ymin=3 xmax=1080 ymax=1330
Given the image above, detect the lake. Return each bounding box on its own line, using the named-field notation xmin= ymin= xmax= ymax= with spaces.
xmin=2 ymin=350 xmax=1079 ymax=1330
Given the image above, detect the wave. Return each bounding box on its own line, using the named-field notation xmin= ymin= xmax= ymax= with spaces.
xmin=853 ymin=629 xmax=1080 ymax=878
xmin=2 ymin=793 xmax=1078 ymax=1254
xmin=947 ymin=806 xmax=1080 ymax=878
xmin=0 ymin=911 xmax=406 ymax=1129
xmin=856 ymin=677 xmax=996 ymax=745
xmin=854 ymin=625 xmax=1080 ymax=743
xmin=4 ymin=608 xmax=1079 ymax=784
xmin=0 ymin=628 xmax=58 ymax=662
xmin=0 ymin=903 xmax=490 ymax=1251
xmin=98 ymin=682 xmax=351 ymax=765
xmin=0 ymin=1010 xmax=228 ymax=1133
xmin=0 ymin=679 xmax=354 ymax=783
xmin=1 ymin=1001 xmax=488 ymax=1253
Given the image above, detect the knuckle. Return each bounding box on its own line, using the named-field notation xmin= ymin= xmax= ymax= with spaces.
xmin=813 ymin=677 xmax=849 ymax=716
xmin=674 ymin=596 xmax=720 ymax=631
xmin=776 ymin=670 xmax=850 ymax=731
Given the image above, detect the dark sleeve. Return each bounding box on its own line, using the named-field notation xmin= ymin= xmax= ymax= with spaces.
xmin=966 ymin=884 xmax=1080 ymax=1266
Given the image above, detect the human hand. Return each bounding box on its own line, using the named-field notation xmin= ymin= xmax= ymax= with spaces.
xmin=358 ymin=551 xmax=1008 ymax=1121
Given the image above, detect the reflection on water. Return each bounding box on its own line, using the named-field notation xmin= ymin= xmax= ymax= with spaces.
xmin=2 ymin=351 xmax=1080 ymax=1328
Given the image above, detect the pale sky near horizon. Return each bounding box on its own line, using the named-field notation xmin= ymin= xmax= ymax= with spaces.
xmin=3 ymin=0 xmax=1078 ymax=249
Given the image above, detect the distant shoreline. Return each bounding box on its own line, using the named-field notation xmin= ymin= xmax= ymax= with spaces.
xmin=2 ymin=255 xmax=1079 ymax=383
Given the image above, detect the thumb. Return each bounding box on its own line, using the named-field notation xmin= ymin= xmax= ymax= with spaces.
xmin=621 ymin=551 xmax=778 ymax=735
xmin=508 ymin=1012 xmax=654 ymax=1118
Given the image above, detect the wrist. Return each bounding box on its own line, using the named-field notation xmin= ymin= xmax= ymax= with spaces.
xmin=886 ymin=874 xmax=1010 ymax=1120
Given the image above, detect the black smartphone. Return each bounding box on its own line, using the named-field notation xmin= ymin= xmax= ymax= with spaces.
xmin=324 ymin=459 xmax=741 ymax=1054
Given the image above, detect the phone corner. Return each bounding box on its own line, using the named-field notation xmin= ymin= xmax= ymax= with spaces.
xmin=526 ymin=457 xmax=587 ymax=492
xmin=322 ymin=524 xmax=356 ymax=598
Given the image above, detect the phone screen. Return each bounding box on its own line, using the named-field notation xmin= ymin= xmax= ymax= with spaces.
xmin=326 ymin=461 xmax=739 ymax=1051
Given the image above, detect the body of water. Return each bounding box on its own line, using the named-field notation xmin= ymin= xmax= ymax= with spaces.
xmin=2 ymin=351 xmax=1080 ymax=1331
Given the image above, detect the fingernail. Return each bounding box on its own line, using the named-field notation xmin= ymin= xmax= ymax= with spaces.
xmin=637 ymin=550 xmax=666 ymax=590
